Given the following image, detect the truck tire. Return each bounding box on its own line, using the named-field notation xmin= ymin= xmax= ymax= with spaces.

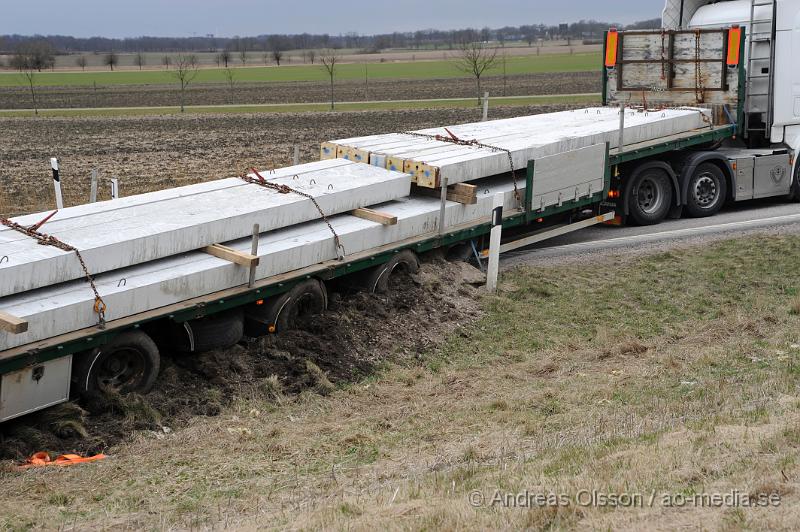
xmin=73 ymin=331 xmax=160 ymax=394
xmin=363 ymin=250 xmax=419 ymax=294
xmin=245 ymin=279 xmax=327 ymax=335
xmin=685 ymin=163 xmax=727 ymax=217
xmin=179 ymin=310 xmax=244 ymax=353
xmin=788 ymin=161 xmax=800 ymax=202
xmin=627 ymin=168 xmax=673 ymax=225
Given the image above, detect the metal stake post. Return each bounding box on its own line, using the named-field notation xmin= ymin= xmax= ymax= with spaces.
xmin=248 ymin=224 xmax=260 ymax=288
xmin=482 ymin=92 xmax=490 ymax=122
xmin=438 ymin=177 xmax=449 ymax=235
xmin=110 ymin=178 xmax=119 ymax=200
xmin=293 ymin=146 xmax=300 ymax=166
xmin=618 ymin=102 xmax=626 ymax=152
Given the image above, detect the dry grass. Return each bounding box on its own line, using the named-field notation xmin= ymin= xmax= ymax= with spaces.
xmin=3 ymin=235 xmax=800 ymax=530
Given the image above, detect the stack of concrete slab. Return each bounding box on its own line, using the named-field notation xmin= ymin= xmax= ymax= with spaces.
xmin=321 ymin=107 xmax=711 ymax=187
xmin=0 ymin=175 xmax=522 ymax=350
xmin=0 ymin=159 xmax=411 ymax=298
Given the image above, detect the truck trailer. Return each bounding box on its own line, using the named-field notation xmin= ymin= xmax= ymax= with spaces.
xmin=1 ymin=0 xmax=798 ymax=423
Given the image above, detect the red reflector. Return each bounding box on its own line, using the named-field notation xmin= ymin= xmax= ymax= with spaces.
xmin=255 ymin=299 xmax=264 ymax=306
xmin=605 ymin=30 xmax=619 ymax=68
xmin=727 ymin=27 xmax=742 ymax=66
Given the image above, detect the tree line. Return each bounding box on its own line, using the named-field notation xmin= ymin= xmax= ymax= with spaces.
xmin=0 ymin=18 xmax=659 ymax=57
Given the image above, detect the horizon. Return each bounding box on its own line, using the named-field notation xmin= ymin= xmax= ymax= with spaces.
xmin=4 ymin=0 xmax=664 ymax=39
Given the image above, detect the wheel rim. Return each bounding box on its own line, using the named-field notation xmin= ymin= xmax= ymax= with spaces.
xmin=636 ymin=177 xmax=664 ymax=214
xmin=693 ymin=174 xmax=719 ymax=208
xmin=97 ymin=348 xmax=147 ymax=392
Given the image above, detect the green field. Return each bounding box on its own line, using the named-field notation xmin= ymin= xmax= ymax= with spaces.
xmin=0 ymin=53 xmax=600 ymax=87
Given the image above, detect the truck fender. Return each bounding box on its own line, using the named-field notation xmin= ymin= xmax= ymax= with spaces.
xmin=621 ymin=161 xmax=679 ymax=216
xmin=677 ymin=152 xmax=736 ymax=203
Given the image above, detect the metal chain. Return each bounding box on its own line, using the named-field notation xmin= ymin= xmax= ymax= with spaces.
xmin=1 ymin=217 xmax=107 ymax=328
xmin=401 ymin=131 xmax=522 ymax=203
xmin=694 ymin=30 xmax=705 ymax=103
xmin=240 ymin=169 xmax=345 ymax=259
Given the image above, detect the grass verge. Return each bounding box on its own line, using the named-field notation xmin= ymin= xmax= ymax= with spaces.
xmin=2 ymin=234 xmax=800 ymax=530
xmin=0 ymin=93 xmax=600 ymax=118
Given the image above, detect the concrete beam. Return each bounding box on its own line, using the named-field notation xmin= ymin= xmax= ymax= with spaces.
xmin=0 ymin=160 xmax=410 ymax=298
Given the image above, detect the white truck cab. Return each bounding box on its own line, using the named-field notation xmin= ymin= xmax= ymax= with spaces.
xmin=664 ymin=0 xmax=800 ymax=186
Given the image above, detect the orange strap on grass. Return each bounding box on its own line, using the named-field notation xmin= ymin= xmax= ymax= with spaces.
xmin=17 ymin=451 xmax=107 ymax=470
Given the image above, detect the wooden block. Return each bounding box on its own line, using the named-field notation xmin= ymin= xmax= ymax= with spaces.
xmin=451 ymin=183 xmax=477 ymax=197
xmin=350 ymin=208 xmax=398 ymax=225
xmin=385 ymin=155 xmax=407 ymax=174
xmin=414 ymin=184 xmax=477 ymax=205
xmin=320 ymin=142 xmax=339 ymax=160
xmin=404 ymin=160 xmax=439 ymax=188
xmin=337 ymin=146 xmax=370 ymax=164
xmin=204 ymin=244 xmax=260 ymax=268
xmin=0 ymin=311 xmax=28 ymax=334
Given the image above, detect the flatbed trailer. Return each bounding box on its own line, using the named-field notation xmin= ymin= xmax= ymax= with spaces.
xmin=3 ymin=2 xmax=800 ymax=421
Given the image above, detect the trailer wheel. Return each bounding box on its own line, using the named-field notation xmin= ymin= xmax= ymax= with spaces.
xmin=685 ymin=163 xmax=726 ymax=217
xmin=179 ymin=310 xmax=244 ymax=353
xmin=245 ymin=279 xmax=327 ymax=335
xmin=364 ymin=250 xmax=419 ymax=294
xmin=73 ymin=331 xmax=160 ymax=394
xmin=627 ymin=168 xmax=673 ymax=225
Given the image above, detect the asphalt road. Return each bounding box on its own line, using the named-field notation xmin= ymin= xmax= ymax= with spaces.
xmin=502 ymin=197 xmax=800 ymax=265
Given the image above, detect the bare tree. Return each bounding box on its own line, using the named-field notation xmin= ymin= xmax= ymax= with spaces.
xmin=14 ymin=53 xmax=39 ymax=115
xmin=455 ymin=41 xmax=498 ymax=104
xmin=223 ymin=67 xmax=236 ymax=104
xmin=75 ymin=55 xmax=88 ymax=71
xmin=11 ymin=41 xmax=55 ymax=72
xmin=500 ymin=51 xmax=508 ymax=96
xmin=103 ymin=52 xmax=119 ymax=70
xmin=104 ymin=52 xmax=119 ymax=71
xmin=320 ymin=49 xmax=339 ymax=111
xmin=134 ymin=52 xmax=146 ymax=70
xmin=304 ymin=49 xmax=316 ymax=64
xmin=218 ymin=50 xmax=231 ymax=68
xmin=21 ymin=69 xmax=37 ymax=114
xmin=172 ymin=54 xmax=199 ymax=112
xmin=162 ymin=55 xmax=172 ymax=69
xmin=272 ymin=49 xmax=283 ymax=66
xmin=238 ymin=48 xmax=248 ymax=66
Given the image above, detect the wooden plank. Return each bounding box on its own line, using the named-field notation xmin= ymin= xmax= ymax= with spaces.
xmin=414 ymin=184 xmax=478 ymax=205
xmin=350 ymin=208 xmax=398 ymax=226
xmin=203 ymin=244 xmax=260 ymax=267
xmin=0 ymin=312 xmax=28 ymax=335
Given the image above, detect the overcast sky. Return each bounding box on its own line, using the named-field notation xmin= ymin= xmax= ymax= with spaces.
xmin=4 ymin=0 xmax=664 ymax=38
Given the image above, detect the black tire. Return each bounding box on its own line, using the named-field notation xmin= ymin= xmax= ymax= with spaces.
xmin=73 ymin=331 xmax=160 ymax=394
xmin=446 ymin=243 xmax=474 ymax=263
xmin=245 ymin=279 xmax=327 ymax=335
xmin=178 ymin=310 xmax=244 ymax=353
xmin=788 ymin=161 xmax=800 ymax=202
xmin=627 ymin=168 xmax=673 ymax=225
xmin=363 ymin=250 xmax=420 ymax=294
xmin=685 ymin=163 xmax=727 ymax=217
